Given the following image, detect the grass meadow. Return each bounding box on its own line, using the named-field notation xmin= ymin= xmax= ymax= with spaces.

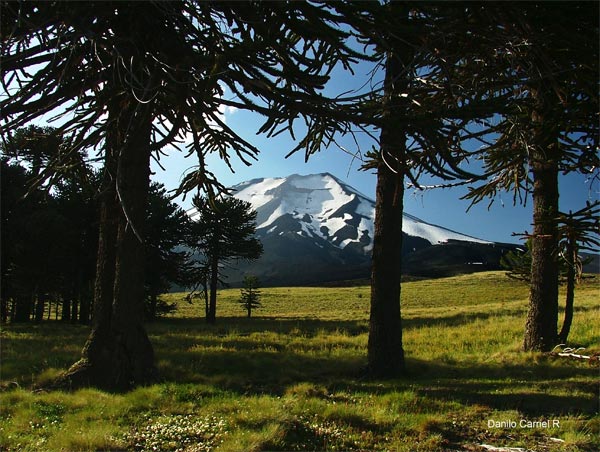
xmin=1 ymin=272 xmax=598 ymax=451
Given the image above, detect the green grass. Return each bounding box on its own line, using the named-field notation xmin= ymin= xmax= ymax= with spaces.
xmin=1 ymin=272 xmax=598 ymax=451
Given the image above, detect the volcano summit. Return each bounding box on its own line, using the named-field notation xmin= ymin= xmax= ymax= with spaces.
xmin=193 ymin=173 xmax=515 ymax=286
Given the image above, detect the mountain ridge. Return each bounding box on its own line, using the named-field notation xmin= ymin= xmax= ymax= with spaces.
xmin=212 ymin=173 xmax=516 ymax=286
xmin=232 ymin=172 xmax=490 ymax=249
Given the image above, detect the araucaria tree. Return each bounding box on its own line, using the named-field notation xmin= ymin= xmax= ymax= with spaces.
xmin=239 ymin=275 xmax=262 ymax=318
xmin=456 ymin=3 xmax=599 ymax=351
xmin=188 ymin=195 xmax=262 ymax=324
xmin=1 ymin=126 xmax=97 ymax=324
xmin=2 ymin=1 xmax=366 ymax=390
xmin=350 ymin=3 xmax=491 ymax=377
xmin=144 ymin=182 xmax=193 ymax=320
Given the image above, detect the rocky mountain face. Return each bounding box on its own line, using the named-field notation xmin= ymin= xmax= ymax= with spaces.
xmin=215 ymin=173 xmax=518 ymax=286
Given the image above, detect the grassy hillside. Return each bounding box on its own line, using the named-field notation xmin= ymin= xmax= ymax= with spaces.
xmin=1 ymin=272 xmax=598 ymax=451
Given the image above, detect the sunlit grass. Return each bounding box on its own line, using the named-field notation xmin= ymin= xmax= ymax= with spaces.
xmin=1 ymin=272 xmax=598 ymax=451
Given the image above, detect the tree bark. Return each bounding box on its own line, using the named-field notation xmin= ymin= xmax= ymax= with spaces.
xmin=558 ymin=237 xmax=576 ymax=344
xmin=34 ymin=293 xmax=45 ymax=323
xmin=207 ymin=256 xmax=218 ymax=324
xmin=367 ymin=19 xmax=409 ymax=377
xmin=58 ymin=91 xmax=157 ymax=390
xmin=13 ymin=294 xmax=31 ymax=322
xmin=368 ymin=163 xmax=405 ymax=377
xmin=523 ymin=88 xmax=560 ymax=352
xmin=62 ymin=298 xmax=71 ymax=322
xmin=70 ymin=297 xmax=78 ymax=323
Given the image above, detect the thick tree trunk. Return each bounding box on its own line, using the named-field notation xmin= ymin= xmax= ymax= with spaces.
xmin=367 ymin=26 xmax=409 ymax=377
xmin=58 ymin=93 xmax=157 ymax=391
xmin=523 ymin=89 xmax=560 ymax=352
xmin=368 ymin=164 xmax=405 ymax=377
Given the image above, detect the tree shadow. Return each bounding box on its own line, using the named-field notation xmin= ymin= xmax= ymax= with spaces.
xmin=146 ymin=317 xmax=599 ymax=417
xmin=2 ymin=317 xmax=597 ymax=420
xmin=403 ymin=304 xmax=598 ymax=331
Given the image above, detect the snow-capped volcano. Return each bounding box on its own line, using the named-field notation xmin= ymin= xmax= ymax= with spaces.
xmin=231 ymin=172 xmax=489 ymax=254
xmin=189 ymin=172 xmax=513 ymax=285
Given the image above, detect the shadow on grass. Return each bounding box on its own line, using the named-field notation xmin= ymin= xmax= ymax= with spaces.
xmin=146 ymin=317 xmax=599 ymax=417
xmin=2 ymin=316 xmax=598 ymax=418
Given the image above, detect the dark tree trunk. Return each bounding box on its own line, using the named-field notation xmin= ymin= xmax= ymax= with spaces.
xmin=13 ymin=294 xmax=31 ymax=322
xmin=523 ymin=88 xmax=560 ymax=352
xmin=79 ymin=283 xmax=92 ymax=325
xmin=201 ymin=281 xmax=209 ymax=319
xmin=58 ymin=91 xmax=157 ymax=391
xmin=62 ymin=298 xmax=71 ymax=322
xmin=207 ymin=256 xmax=218 ymax=324
xmin=0 ymin=298 xmax=7 ymax=323
xmin=368 ymin=164 xmax=405 ymax=377
xmin=34 ymin=293 xmax=45 ymax=323
xmin=367 ymin=24 xmax=409 ymax=377
xmin=148 ymin=293 xmax=158 ymax=320
xmin=71 ymin=297 xmax=79 ymax=323
xmin=558 ymin=237 xmax=576 ymax=344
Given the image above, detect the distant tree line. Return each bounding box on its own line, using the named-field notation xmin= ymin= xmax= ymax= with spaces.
xmin=1 ymin=126 xmax=97 ymax=324
xmin=1 ymin=126 xmax=263 ymax=325
xmin=1 ymin=126 xmax=191 ymax=323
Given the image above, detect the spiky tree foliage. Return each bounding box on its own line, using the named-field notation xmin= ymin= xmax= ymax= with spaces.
xmin=360 ymin=2 xmax=598 ymax=356
xmin=555 ymin=202 xmax=599 ymax=343
xmin=144 ymin=182 xmax=193 ymax=320
xmin=188 ymin=195 xmax=262 ymax=324
xmin=450 ymin=3 xmax=600 ymax=351
xmin=2 ymin=1 xmax=368 ymax=389
xmin=349 ymin=3 xmax=501 ymax=377
xmin=1 ymin=125 xmax=96 ymax=324
xmin=501 ymin=202 xmax=599 ymax=345
xmin=337 ymin=2 xmax=598 ymax=372
xmin=239 ymin=275 xmax=262 ymax=318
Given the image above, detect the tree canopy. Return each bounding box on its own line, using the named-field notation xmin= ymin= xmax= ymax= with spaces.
xmin=188 ymin=194 xmax=263 ymax=324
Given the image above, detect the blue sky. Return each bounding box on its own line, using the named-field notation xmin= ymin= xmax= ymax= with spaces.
xmin=151 ymin=106 xmax=598 ymax=245
xmin=151 ymin=58 xmax=598 ymax=245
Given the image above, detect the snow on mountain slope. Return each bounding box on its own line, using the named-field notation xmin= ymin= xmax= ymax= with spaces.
xmin=231 ymin=173 xmax=489 ymax=252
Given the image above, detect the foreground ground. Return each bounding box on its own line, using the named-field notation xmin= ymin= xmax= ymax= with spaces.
xmin=1 ymin=272 xmax=598 ymax=451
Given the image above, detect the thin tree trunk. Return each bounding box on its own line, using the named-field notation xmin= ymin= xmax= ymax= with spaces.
xmin=203 ymin=282 xmax=209 ymax=319
xmin=558 ymin=237 xmax=576 ymax=343
xmin=71 ymin=297 xmax=79 ymax=323
xmin=34 ymin=292 xmax=45 ymax=323
xmin=79 ymin=282 xmax=92 ymax=325
xmin=13 ymin=294 xmax=31 ymax=322
xmin=149 ymin=293 xmax=158 ymax=320
xmin=62 ymin=298 xmax=71 ymax=322
xmin=207 ymin=256 xmax=218 ymax=324
xmin=0 ymin=298 xmax=7 ymax=323
xmin=368 ymin=164 xmax=405 ymax=377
